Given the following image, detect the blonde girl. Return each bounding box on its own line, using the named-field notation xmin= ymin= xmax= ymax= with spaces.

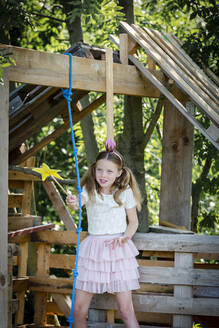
xmin=66 ymin=140 xmax=142 ymax=328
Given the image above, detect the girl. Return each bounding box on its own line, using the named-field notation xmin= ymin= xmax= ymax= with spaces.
xmin=66 ymin=140 xmax=142 ymax=328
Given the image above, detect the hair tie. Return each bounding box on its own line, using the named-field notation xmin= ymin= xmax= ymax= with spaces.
xmin=105 ymin=139 xmax=116 ymax=152
xmin=105 ymin=139 xmax=123 ymax=166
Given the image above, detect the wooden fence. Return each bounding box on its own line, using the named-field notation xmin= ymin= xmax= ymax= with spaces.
xmin=9 ymin=230 xmax=219 ymax=328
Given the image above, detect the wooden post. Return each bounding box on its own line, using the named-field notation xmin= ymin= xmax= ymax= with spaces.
xmin=106 ymin=48 xmax=114 ymax=141
xmin=0 ymin=75 xmax=9 ymax=328
xmin=159 ymin=88 xmax=194 ymax=229
xmin=34 ymin=243 xmax=50 ymax=325
xmin=16 ymin=241 xmax=29 ymax=325
xmin=119 ymin=34 xmax=129 ymax=65
xmin=173 ymin=252 xmax=193 ymax=327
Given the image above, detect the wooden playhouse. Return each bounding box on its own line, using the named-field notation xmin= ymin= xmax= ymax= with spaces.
xmin=1 ymin=22 xmax=219 ymax=327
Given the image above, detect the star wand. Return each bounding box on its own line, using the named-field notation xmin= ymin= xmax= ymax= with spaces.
xmin=33 ymin=163 xmax=68 ymax=195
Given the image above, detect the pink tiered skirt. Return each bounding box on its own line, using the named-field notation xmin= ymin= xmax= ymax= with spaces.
xmin=76 ymin=234 xmax=140 ymax=294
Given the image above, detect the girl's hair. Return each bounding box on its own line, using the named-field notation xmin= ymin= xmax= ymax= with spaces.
xmin=81 ymin=145 xmax=142 ymax=211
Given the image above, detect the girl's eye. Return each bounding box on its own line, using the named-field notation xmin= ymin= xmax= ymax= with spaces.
xmin=108 ymin=170 xmax=113 ymax=173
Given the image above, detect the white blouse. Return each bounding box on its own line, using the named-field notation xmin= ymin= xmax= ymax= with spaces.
xmin=81 ymin=187 xmax=137 ymax=235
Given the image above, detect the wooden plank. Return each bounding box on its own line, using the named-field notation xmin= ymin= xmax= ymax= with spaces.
xmin=149 ymin=226 xmax=193 ymax=234
xmin=31 ymin=230 xmax=87 ymax=244
xmin=43 ymin=180 xmax=77 ymax=231
xmin=0 ymin=75 xmax=9 ymax=328
xmin=133 ymin=233 xmax=219 ymax=253
xmin=128 ymin=54 xmax=219 ymax=149
xmin=29 ymin=276 xmax=73 ymax=294
xmin=119 ymin=34 xmax=129 ymax=65
xmin=106 ymin=48 xmax=114 ymax=141
xmin=0 ymin=44 xmax=162 ymax=98
xmin=139 ymin=266 xmax=219 ymax=286
xmin=173 ymin=253 xmax=193 ymax=328
xmin=120 ymin=22 xmax=219 ymax=126
xmin=8 ymin=223 xmax=54 ymax=238
xmin=144 ymin=27 xmax=219 ymax=106
xmin=91 ymin=293 xmax=219 ymax=316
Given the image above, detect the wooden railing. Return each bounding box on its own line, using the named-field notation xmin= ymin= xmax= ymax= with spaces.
xmin=9 ymin=231 xmax=219 ymax=328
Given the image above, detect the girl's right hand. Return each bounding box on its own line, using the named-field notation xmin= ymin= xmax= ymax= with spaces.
xmin=66 ymin=193 xmax=79 ymax=210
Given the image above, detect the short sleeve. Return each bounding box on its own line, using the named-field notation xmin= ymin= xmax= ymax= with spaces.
xmin=123 ymin=188 xmax=137 ymax=209
xmin=81 ymin=186 xmax=89 ymax=203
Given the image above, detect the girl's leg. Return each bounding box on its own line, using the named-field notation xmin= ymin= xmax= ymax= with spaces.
xmin=73 ymin=289 xmax=94 ymax=328
xmin=115 ymin=291 xmax=140 ymax=328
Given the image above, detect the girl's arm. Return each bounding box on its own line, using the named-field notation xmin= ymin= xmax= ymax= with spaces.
xmin=122 ymin=206 xmax=139 ymax=243
xmin=66 ymin=193 xmax=86 ymax=210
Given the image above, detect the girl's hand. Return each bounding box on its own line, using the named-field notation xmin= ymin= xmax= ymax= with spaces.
xmin=66 ymin=193 xmax=79 ymax=210
xmin=104 ymin=236 xmax=130 ymax=249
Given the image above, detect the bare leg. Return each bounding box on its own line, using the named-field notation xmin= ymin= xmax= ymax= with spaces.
xmin=115 ymin=291 xmax=140 ymax=328
xmin=73 ymin=289 xmax=94 ymax=328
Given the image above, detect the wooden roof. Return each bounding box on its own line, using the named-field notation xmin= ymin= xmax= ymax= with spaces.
xmin=114 ymin=22 xmax=219 ymax=149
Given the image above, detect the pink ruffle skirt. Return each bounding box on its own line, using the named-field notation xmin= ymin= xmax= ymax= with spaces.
xmin=76 ymin=233 xmax=140 ymax=294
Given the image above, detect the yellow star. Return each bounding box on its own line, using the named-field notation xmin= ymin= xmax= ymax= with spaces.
xmin=32 ymin=163 xmax=63 ymax=181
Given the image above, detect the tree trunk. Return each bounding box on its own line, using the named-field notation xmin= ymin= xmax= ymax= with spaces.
xmin=118 ymin=96 xmax=149 ymax=232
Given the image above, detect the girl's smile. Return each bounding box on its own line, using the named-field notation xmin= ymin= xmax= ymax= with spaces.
xmin=95 ymin=159 xmax=121 ymax=194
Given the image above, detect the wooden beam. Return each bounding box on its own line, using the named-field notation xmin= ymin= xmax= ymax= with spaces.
xmin=91 ymin=293 xmax=219 ymax=316
xmin=119 ymin=34 xmax=129 ymax=65
xmin=139 ymin=266 xmax=219 ymax=286
xmin=0 ymin=44 xmax=162 ymax=98
xmin=31 ymin=230 xmax=87 ymax=244
xmin=43 ymin=180 xmax=77 ymax=231
xmin=106 ymin=48 xmax=114 ymax=140
xmin=0 ymin=74 xmax=9 ymax=328
xmin=159 ymin=96 xmax=194 ymax=229
xmin=133 ymin=233 xmax=219 ymax=253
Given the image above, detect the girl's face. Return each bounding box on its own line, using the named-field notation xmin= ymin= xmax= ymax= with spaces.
xmin=95 ymin=159 xmax=121 ymax=194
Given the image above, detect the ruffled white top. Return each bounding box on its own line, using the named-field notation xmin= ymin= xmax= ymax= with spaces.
xmin=82 ymin=187 xmax=137 ymax=235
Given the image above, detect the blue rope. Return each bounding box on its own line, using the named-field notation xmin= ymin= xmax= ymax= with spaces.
xmin=62 ymin=53 xmax=82 ymax=328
